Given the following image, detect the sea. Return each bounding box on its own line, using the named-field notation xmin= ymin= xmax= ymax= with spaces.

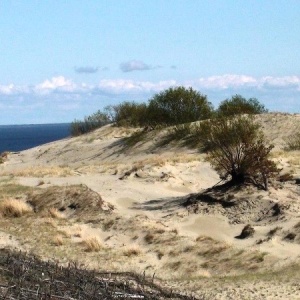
xmin=0 ymin=123 xmax=71 ymax=153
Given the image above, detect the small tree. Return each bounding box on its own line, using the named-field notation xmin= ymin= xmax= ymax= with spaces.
xmin=199 ymin=116 xmax=278 ymax=190
xmin=147 ymin=87 xmax=213 ymax=126
xmin=217 ymin=95 xmax=268 ymax=117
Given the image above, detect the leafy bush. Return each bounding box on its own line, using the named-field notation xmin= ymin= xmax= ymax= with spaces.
xmin=217 ymin=94 xmax=268 ymax=117
xmin=147 ymin=87 xmax=213 ymax=126
xmin=112 ymin=101 xmax=148 ymax=127
xmin=70 ymin=109 xmax=112 ymax=136
xmin=285 ymin=133 xmax=300 ymax=151
xmin=199 ymin=115 xmax=278 ymax=190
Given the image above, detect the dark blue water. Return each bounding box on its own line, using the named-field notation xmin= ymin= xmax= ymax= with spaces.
xmin=0 ymin=123 xmax=71 ymax=153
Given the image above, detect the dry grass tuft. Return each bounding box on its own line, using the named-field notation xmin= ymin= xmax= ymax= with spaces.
xmin=37 ymin=180 xmax=45 ymax=186
xmin=44 ymin=218 xmax=57 ymax=228
xmin=144 ymin=232 xmax=155 ymax=244
xmin=268 ymin=226 xmax=282 ymax=237
xmin=48 ymin=208 xmax=65 ymax=219
xmin=72 ymin=226 xmax=82 ymax=237
xmin=156 ymin=250 xmax=164 ymax=260
xmin=294 ymin=222 xmax=300 ymax=229
xmin=82 ymin=237 xmax=102 ymax=252
xmin=198 ymin=244 xmax=229 ymax=257
xmin=195 ymin=235 xmax=215 ymax=243
xmin=0 ymin=199 xmax=32 ymax=217
xmin=123 ymin=245 xmax=142 ymax=257
xmin=285 ymin=133 xmax=300 ymax=151
xmin=0 ymin=151 xmax=9 ymax=164
xmin=53 ymin=235 xmax=64 ymax=246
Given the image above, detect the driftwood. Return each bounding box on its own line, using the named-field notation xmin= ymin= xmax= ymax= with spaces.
xmin=0 ymin=249 xmax=197 ymax=300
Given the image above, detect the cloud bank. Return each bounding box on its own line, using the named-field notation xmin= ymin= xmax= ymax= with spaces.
xmin=1 ymin=74 xmax=300 ymax=96
xmin=0 ymin=74 xmax=299 ymax=124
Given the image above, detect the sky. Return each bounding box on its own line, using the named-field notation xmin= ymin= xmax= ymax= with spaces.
xmin=0 ymin=0 xmax=300 ymax=125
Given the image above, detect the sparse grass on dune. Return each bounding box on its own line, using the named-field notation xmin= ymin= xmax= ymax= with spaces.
xmin=1 ymin=166 xmax=74 ymax=177
xmin=123 ymin=245 xmax=142 ymax=257
xmin=52 ymin=235 xmax=64 ymax=246
xmin=0 ymin=113 xmax=299 ymax=298
xmin=0 ymin=199 xmax=288 ymax=286
xmin=76 ymin=153 xmax=202 ymax=176
xmin=285 ymin=132 xmax=300 ymax=151
xmin=48 ymin=207 xmax=65 ymax=219
xmin=0 ymin=181 xmax=34 ymax=200
xmin=82 ymin=237 xmax=102 ymax=252
xmin=270 ymin=150 xmax=300 ymax=176
xmin=286 ymin=151 xmax=300 ymax=168
xmin=0 ymin=198 xmax=32 ymax=217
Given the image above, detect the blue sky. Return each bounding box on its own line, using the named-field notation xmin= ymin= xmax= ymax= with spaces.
xmin=0 ymin=0 xmax=300 ymax=124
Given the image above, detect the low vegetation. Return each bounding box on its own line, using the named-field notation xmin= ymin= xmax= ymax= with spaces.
xmin=69 ymin=88 xmax=280 ymax=191
xmin=0 ymin=152 xmax=9 ymax=164
xmin=82 ymin=237 xmax=102 ymax=252
xmin=0 ymin=198 xmax=32 ymax=217
xmin=70 ymin=109 xmax=112 ymax=136
xmin=0 ymin=249 xmax=194 ymax=299
xmin=216 ymin=94 xmax=268 ymax=117
xmin=198 ymin=115 xmax=279 ymax=189
xmin=285 ymin=132 xmax=300 ymax=151
xmin=70 ymin=88 xmax=269 ymax=136
xmin=70 ymin=87 xmax=214 ymax=136
xmin=123 ymin=245 xmax=142 ymax=257
xmin=145 ymin=87 xmax=213 ymax=126
xmin=0 ymin=181 xmax=33 ymax=200
xmin=112 ymin=101 xmax=148 ymax=127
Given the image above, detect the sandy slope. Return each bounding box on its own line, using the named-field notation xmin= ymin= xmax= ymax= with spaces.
xmin=0 ymin=113 xmax=300 ymax=299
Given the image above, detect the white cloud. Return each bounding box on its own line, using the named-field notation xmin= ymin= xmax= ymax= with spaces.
xmin=97 ymin=79 xmax=176 ymax=93
xmin=35 ymin=76 xmax=77 ymax=93
xmin=0 ymin=84 xmax=30 ymax=95
xmin=1 ymin=75 xmax=300 ymax=97
xmin=0 ymin=84 xmax=16 ymax=95
xmin=189 ymin=74 xmax=300 ymax=91
xmin=260 ymin=76 xmax=300 ymax=89
xmin=0 ymin=75 xmax=299 ymax=122
xmin=193 ymin=74 xmax=257 ymax=89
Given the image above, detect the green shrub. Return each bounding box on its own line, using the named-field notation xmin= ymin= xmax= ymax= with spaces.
xmin=146 ymin=87 xmax=213 ymax=126
xmin=199 ymin=115 xmax=278 ymax=190
xmin=112 ymin=101 xmax=148 ymax=127
xmin=70 ymin=109 xmax=112 ymax=136
xmin=217 ymin=95 xmax=268 ymax=117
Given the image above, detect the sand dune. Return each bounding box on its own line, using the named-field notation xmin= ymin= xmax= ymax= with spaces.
xmin=0 ymin=113 xmax=299 ymax=299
